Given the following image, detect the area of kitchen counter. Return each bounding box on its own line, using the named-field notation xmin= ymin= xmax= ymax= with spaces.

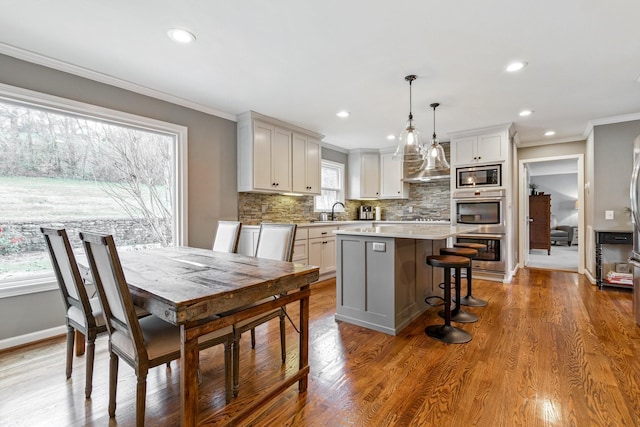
xmin=334 ymin=224 xmax=476 ymax=239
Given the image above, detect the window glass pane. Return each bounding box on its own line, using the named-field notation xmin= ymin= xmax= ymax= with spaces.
xmin=0 ymin=100 xmax=176 ymax=283
xmin=322 ymin=166 xmax=339 ymax=189
xmin=314 ymin=160 xmax=344 ymax=211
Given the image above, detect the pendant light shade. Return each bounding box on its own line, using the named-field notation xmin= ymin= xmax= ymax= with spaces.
xmin=393 ymin=75 xmax=423 ymax=162
xmin=423 ymin=103 xmax=450 ymax=172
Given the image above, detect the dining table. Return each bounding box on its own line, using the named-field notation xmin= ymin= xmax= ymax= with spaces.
xmin=80 ymin=245 xmax=319 ymax=426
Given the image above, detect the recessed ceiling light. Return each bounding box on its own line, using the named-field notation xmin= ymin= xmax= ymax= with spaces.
xmin=545 ymin=131 xmax=556 ymax=136
xmin=506 ymin=61 xmax=527 ymax=72
xmin=519 ymin=109 xmax=533 ymax=117
xmin=336 ymin=111 xmax=350 ymax=118
xmin=167 ymin=28 xmax=196 ymax=44
xmin=387 ymin=134 xmax=396 ymax=140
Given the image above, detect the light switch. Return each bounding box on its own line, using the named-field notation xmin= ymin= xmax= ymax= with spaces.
xmin=605 ymin=210 xmax=614 ymax=220
xmin=372 ymin=242 xmax=386 ymax=252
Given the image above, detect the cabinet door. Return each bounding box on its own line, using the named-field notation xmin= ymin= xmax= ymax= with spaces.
xmin=380 ymin=152 xmax=407 ymax=199
xmin=361 ymin=153 xmax=380 ymax=198
xmin=477 ymin=133 xmax=502 ymax=163
xmin=272 ymin=126 xmax=292 ymax=192
xmin=253 ymin=120 xmax=275 ymax=190
xmin=308 ymin=238 xmax=323 ymax=270
xmin=453 ymin=136 xmax=477 ymax=165
xmin=305 ymin=138 xmax=321 ymax=194
xmin=323 ymin=237 xmax=336 ymax=273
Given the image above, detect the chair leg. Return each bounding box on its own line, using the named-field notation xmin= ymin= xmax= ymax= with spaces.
xmin=279 ymin=310 xmax=286 ymax=364
xmin=250 ymin=328 xmax=256 ymax=349
xmin=223 ymin=338 xmax=232 ymax=403
xmin=85 ymin=335 xmax=96 ymax=398
xmin=108 ymin=352 xmax=119 ymax=417
xmin=232 ymin=329 xmax=241 ymax=397
xmin=65 ymin=326 xmax=74 ymax=379
xmin=136 ymin=371 xmax=147 ymax=427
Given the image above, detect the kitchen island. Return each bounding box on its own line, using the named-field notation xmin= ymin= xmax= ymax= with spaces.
xmin=334 ymin=224 xmax=477 ymax=335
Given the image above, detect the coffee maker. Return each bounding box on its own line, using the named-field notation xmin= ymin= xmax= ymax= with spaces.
xmin=358 ymin=205 xmax=373 ymax=220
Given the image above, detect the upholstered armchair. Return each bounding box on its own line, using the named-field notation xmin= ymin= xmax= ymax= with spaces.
xmin=550 ymin=215 xmax=574 ymax=246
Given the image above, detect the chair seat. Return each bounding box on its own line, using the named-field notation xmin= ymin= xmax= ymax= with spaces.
xmin=440 ymin=247 xmax=478 ymax=259
xmin=68 ymin=297 xmax=106 ymax=328
xmin=427 ymin=255 xmax=470 ymax=268
xmin=112 ymin=315 xmax=233 ymax=361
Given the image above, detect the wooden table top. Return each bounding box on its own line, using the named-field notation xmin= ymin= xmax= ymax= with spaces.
xmin=101 ymin=246 xmax=320 ymax=325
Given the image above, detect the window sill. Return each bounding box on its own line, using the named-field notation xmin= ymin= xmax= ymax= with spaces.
xmin=0 ymin=275 xmax=58 ymax=298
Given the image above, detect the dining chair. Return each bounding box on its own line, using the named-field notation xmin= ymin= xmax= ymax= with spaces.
xmin=79 ymin=231 xmax=234 ymax=426
xmin=231 ymin=222 xmax=297 ymax=397
xmin=40 ymin=227 xmax=110 ymax=399
xmin=212 ymin=220 xmax=242 ymax=253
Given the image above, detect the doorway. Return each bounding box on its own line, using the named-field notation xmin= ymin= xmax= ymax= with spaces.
xmin=518 ymin=155 xmax=584 ymax=273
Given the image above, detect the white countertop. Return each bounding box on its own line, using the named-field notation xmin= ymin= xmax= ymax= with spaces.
xmin=242 ymin=220 xmax=450 ymax=229
xmin=333 ymin=224 xmax=477 ymax=240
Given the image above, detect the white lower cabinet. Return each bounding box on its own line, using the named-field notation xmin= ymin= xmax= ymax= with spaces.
xmin=307 ymin=225 xmax=337 ymax=276
xmin=292 ymin=228 xmax=308 ymax=264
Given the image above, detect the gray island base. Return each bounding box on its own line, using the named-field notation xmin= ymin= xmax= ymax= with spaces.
xmin=334 ymin=225 xmax=478 ymax=336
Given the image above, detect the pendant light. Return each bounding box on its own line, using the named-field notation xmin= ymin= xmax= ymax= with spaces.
xmin=423 ymin=103 xmax=450 ymax=172
xmin=393 ymin=75 xmax=423 ymax=162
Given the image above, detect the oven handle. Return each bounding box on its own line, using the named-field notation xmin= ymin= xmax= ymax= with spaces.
xmin=456 ymin=234 xmax=504 ymax=239
xmin=453 ymin=197 xmax=504 ymax=203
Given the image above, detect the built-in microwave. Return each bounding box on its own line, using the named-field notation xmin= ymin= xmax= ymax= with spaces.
xmin=456 ymin=164 xmax=502 ymax=189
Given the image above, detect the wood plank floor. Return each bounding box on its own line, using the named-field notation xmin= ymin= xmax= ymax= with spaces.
xmin=2 ymin=268 xmax=640 ymax=426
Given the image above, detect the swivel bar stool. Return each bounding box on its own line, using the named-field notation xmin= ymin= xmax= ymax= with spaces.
xmin=425 ymin=254 xmax=472 ymax=344
xmin=452 ymin=242 xmax=488 ymax=307
xmin=438 ymin=247 xmax=479 ymax=323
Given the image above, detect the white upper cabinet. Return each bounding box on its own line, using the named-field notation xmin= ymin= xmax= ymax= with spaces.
xmin=292 ymin=133 xmax=321 ymax=195
xmin=379 ymin=150 xmax=408 ymax=199
xmin=237 ymin=111 xmax=323 ymax=193
xmin=450 ymin=126 xmax=510 ymax=167
xmin=348 ymin=149 xmax=379 ymax=199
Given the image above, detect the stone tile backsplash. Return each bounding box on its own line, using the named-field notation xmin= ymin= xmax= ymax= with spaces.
xmin=238 ymin=179 xmax=450 ymax=224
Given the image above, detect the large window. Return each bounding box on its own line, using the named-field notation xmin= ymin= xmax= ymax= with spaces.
xmin=0 ymin=84 xmax=187 ymax=296
xmin=314 ymin=160 xmax=345 ymax=212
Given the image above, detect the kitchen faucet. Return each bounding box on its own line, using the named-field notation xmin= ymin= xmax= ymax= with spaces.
xmin=330 ymin=201 xmax=345 ymax=221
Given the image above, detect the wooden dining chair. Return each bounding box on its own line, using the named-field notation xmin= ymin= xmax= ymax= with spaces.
xmin=231 ymin=222 xmax=297 ymax=397
xmin=212 ymin=220 xmax=242 ymax=253
xmin=79 ymin=231 xmax=234 ymax=426
xmin=41 ymin=227 xmax=108 ymax=399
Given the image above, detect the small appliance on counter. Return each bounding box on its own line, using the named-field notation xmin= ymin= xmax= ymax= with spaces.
xmin=359 ymin=205 xmax=373 ymax=220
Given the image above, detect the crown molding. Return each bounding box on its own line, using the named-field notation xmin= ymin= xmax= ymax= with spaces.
xmin=0 ymin=43 xmax=237 ymax=122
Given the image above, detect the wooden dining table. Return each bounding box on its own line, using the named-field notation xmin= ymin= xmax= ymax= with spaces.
xmin=82 ymin=246 xmax=319 ymax=426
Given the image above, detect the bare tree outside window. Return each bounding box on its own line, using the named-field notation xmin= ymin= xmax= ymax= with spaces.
xmin=0 ymin=100 xmax=175 ymax=282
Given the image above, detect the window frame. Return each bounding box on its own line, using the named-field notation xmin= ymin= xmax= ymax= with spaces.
xmin=314 ymin=159 xmax=345 ymax=212
xmin=0 ymin=83 xmax=188 ymax=298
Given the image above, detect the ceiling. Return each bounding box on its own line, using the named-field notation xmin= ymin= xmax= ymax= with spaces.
xmin=1 ymin=1 xmax=640 ymax=151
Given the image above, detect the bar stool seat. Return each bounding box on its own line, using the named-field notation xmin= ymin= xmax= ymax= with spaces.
xmin=425 ymin=255 xmax=472 ymax=344
xmin=442 ymin=246 xmax=488 ymax=307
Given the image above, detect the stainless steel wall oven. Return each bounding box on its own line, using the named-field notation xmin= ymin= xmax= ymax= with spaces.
xmin=452 ymin=189 xmax=506 ymax=273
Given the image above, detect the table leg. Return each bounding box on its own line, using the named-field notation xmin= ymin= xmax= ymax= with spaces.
xmin=75 ymin=330 xmax=85 ymax=356
xmin=180 ymin=325 xmax=199 ymax=427
xmin=299 ymin=285 xmax=310 ymax=392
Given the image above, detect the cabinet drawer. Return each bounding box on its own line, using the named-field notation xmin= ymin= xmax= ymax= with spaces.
xmin=309 ymin=226 xmax=337 ymax=239
xmin=295 ymin=227 xmax=308 ymax=240
xmin=599 ymin=232 xmax=632 ymax=244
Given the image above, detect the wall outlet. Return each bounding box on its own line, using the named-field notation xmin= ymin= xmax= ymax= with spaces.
xmin=605 ymin=210 xmax=614 ymax=220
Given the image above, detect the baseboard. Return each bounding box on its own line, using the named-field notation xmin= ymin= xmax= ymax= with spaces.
xmin=0 ymin=325 xmax=66 ymax=352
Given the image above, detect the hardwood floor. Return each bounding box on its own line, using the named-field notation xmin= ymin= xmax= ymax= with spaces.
xmin=2 ymin=268 xmax=640 ymax=426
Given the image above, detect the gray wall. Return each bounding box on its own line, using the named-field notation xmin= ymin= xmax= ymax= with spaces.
xmin=593 ymin=120 xmax=640 ymax=230
xmin=534 ymin=174 xmax=579 ymax=226
xmin=0 ymin=54 xmax=238 ymax=342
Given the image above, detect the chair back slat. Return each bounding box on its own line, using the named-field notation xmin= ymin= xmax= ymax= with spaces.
xmin=80 ymin=232 xmax=144 ymax=357
xmin=212 ymin=221 xmax=242 ymax=253
xmin=255 ymin=223 xmax=297 ymax=262
xmin=41 ymin=228 xmax=92 ymax=317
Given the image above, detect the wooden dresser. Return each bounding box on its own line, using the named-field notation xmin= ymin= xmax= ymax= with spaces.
xmin=529 ymin=194 xmax=551 ymax=254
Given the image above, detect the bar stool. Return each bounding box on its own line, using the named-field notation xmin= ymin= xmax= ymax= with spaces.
xmin=452 ymin=242 xmax=488 ymax=307
xmin=425 ymin=255 xmax=472 ymax=344
xmin=438 ymin=247 xmax=479 ymax=323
